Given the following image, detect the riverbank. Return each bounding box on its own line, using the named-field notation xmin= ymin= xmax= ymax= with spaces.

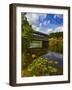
xmin=21 ymin=52 xmax=63 ymax=77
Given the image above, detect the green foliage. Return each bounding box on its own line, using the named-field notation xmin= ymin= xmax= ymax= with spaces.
xmin=22 ymin=16 xmax=33 ymax=41
xmin=56 ymin=41 xmax=63 ymax=53
xmin=27 ymin=57 xmax=58 ymax=76
xmin=22 ymin=52 xmax=27 ymax=67
xmin=21 ymin=13 xmax=34 ymax=49
xmin=21 ymin=13 xmax=34 ymax=66
xmin=22 ymin=38 xmax=30 ymax=52
xmin=49 ymin=32 xmax=63 ymax=38
xmin=48 ymin=32 xmax=63 ymax=54
xmin=49 ymin=38 xmax=63 ymax=54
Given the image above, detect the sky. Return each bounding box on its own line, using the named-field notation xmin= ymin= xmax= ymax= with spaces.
xmin=25 ymin=13 xmax=63 ymax=34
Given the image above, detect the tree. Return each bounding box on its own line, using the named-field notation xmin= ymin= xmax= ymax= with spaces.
xmin=21 ymin=13 xmax=34 ymax=67
xmin=48 ymin=32 xmax=63 ymax=53
xmin=49 ymin=32 xmax=63 ymax=38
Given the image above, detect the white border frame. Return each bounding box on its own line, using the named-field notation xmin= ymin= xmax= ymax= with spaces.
xmin=16 ymin=6 xmax=68 ymax=84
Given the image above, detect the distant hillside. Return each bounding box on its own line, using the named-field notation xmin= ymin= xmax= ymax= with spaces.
xmin=48 ymin=32 xmax=63 ymax=38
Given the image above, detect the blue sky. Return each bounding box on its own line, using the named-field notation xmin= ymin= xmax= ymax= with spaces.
xmin=25 ymin=13 xmax=63 ymax=34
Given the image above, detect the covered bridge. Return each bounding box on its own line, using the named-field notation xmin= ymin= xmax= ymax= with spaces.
xmin=29 ymin=30 xmax=49 ymax=49
xmin=28 ymin=31 xmax=49 ymax=60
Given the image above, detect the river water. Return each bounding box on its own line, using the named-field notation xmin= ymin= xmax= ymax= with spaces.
xmin=41 ymin=52 xmax=63 ymax=66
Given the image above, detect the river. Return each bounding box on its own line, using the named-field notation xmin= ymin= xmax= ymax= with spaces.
xmin=40 ymin=52 xmax=63 ymax=66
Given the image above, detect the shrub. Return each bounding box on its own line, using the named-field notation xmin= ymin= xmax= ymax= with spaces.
xmin=28 ymin=57 xmax=58 ymax=76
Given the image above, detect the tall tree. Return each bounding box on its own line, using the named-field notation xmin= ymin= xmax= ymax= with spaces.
xmin=21 ymin=13 xmax=33 ymax=67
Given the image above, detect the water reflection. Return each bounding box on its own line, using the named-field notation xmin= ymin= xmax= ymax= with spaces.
xmin=41 ymin=52 xmax=63 ymax=66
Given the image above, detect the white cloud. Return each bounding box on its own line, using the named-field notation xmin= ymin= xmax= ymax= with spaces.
xmin=47 ymin=26 xmax=63 ymax=34
xmin=25 ymin=13 xmax=47 ymax=32
xmin=43 ymin=21 xmax=48 ymax=26
xmin=26 ymin=13 xmax=39 ymax=25
xmin=32 ymin=25 xmax=40 ymax=31
xmin=54 ymin=26 xmax=63 ymax=33
xmin=36 ymin=27 xmax=40 ymax=31
xmin=39 ymin=14 xmax=47 ymax=21
xmin=39 ymin=23 xmax=42 ymax=27
xmin=47 ymin=20 xmax=50 ymax=24
xmin=26 ymin=13 xmax=47 ymax=25
xmin=25 ymin=13 xmax=63 ymax=35
xmin=43 ymin=20 xmax=50 ymax=26
xmin=54 ymin=15 xmax=57 ymax=19
xmin=32 ymin=25 xmax=37 ymax=30
xmin=54 ymin=14 xmax=63 ymax=19
xmin=47 ymin=28 xmax=53 ymax=34
xmin=56 ymin=15 xmax=63 ymax=19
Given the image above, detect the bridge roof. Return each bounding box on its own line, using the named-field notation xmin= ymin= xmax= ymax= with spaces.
xmin=32 ymin=31 xmax=48 ymax=41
